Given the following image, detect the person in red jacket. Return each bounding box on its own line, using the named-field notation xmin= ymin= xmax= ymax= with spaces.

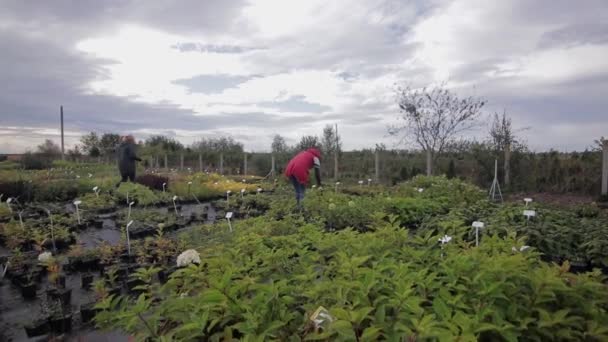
xmin=285 ymin=148 xmax=322 ymax=206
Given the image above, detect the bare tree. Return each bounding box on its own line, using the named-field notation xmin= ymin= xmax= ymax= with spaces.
xmin=390 ymin=83 xmax=485 ymax=175
xmin=295 ymin=135 xmax=320 ymax=151
xmin=489 ymin=110 xmax=527 ymax=153
xmin=271 ymin=134 xmax=288 ymax=154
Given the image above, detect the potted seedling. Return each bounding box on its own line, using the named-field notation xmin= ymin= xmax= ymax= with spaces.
xmin=45 ymin=209 xmax=57 ymax=253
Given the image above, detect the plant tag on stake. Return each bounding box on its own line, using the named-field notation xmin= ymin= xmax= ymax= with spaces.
xmin=73 ymin=200 xmax=82 ymax=224
xmin=310 ymin=306 xmax=334 ymax=332
xmin=162 ymin=182 xmax=167 ymax=193
xmin=368 ymin=178 xmax=372 ymax=186
xmin=126 ymin=220 xmax=134 ymax=255
xmin=358 ymin=180 xmax=363 ymax=187
xmin=472 ymin=221 xmax=485 ymax=246
xmin=524 ymin=198 xmax=533 ymax=206
xmin=172 ymin=196 xmax=179 ymax=216
xmin=523 ymin=210 xmax=536 ymax=218
xmin=240 ymin=188 xmax=245 ymax=199
xmin=225 ymin=212 xmax=233 ymax=232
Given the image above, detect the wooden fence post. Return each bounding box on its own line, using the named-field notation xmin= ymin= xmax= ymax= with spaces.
xmin=602 ymin=140 xmax=608 ymax=195
xmin=244 ymin=153 xmax=248 ymax=176
xmin=374 ymin=150 xmax=380 ymax=181
xmin=219 ymin=153 xmax=224 ymax=174
xmin=504 ymin=143 xmax=511 ymax=188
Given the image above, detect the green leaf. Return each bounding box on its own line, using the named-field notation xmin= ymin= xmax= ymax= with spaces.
xmin=331 ymin=320 xmax=356 ymax=339
xmin=361 ymin=326 xmax=382 ymax=341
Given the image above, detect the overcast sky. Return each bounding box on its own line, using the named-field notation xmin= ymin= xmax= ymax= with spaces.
xmin=1 ymin=0 xmax=607 ymax=153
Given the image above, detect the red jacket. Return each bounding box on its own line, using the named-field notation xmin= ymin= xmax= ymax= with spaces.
xmin=285 ymin=148 xmax=321 ymax=185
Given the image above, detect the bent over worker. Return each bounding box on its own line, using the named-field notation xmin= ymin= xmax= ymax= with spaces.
xmin=284 ymin=148 xmax=322 ymax=206
xmin=116 ymin=135 xmax=142 ymax=187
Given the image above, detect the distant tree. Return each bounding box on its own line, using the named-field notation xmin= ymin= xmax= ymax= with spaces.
xmin=295 ymin=135 xmax=320 ymax=151
xmin=191 ymin=136 xmax=243 ymax=153
xmin=80 ymin=132 xmax=101 ymax=157
xmin=99 ymin=133 xmax=121 ymax=156
xmin=67 ymin=145 xmax=82 ymax=160
xmin=271 ymin=134 xmax=288 ymax=154
xmin=321 ymin=124 xmax=342 ymax=155
xmin=390 ymin=83 xmax=485 ymax=175
xmin=146 ymin=135 xmax=184 ymax=152
xmin=36 ymin=139 xmax=61 ymax=156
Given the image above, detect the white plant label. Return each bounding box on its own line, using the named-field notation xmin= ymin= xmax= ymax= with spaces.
xmin=523 ymin=210 xmax=536 ymax=217
xmin=172 ymin=195 xmax=178 ymax=201
xmin=472 ymin=221 xmax=485 ymax=228
xmin=524 ymin=198 xmax=533 ymax=203
xmin=225 ymin=212 xmax=233 ymax=219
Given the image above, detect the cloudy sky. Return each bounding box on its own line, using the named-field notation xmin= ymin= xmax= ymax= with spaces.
xmin=1 ymin=0 xmax=607 ymax=153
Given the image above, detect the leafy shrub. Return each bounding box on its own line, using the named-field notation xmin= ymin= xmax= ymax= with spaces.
xmin=77 ymin=193 xmax=116 ymax=211
xmin=116 ymin=182 xmax=171 ymax=206
xmin=95 ymin=219 xmax=608 ymax=341
xmin=20 ymin=152 xmax=53 ymax=170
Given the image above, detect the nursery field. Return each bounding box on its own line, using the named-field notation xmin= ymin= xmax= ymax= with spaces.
xmin=1 ymin=163 xmax=608 ymax=341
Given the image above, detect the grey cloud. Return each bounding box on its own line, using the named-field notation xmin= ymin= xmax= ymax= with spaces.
xmin=171 ymin=43 xmax=266 ymax=54
xmin=538 ymin=23 xmax=608 ymax=49
xmin=0 ymin=0 xmax=247 ymax=40
xmin=172 ymin=74 xmax=261 ymax=94
xmin=259 ymin=96 xmax=332 ymax=113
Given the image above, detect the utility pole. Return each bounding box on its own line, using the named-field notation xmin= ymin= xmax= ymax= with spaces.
xmin=60 ymin=106 xmax=65 ymax=160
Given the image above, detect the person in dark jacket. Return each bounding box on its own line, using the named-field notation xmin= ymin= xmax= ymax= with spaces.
xmin=116 ymin=135 xmax=141 ymax=187
xmin=285 ymin=148 xmax=322 ymax=207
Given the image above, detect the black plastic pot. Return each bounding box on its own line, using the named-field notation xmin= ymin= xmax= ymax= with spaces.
xmin=49 ymin=314 xmax=72 ymax=334
xmin=81 ymin=273 xmax=94 ymax=289
xmin=80 ymin=303 xmax=97 ymax=324
xmin=24 ymin=317 xmax=50 ymax=338
xmin=569 ymin=261 xmax=592 ymax=274
xmin=47 ymin=287 xmax=72 ymax=306
xmin=19 ymin=281 xmax=37 ymax=299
